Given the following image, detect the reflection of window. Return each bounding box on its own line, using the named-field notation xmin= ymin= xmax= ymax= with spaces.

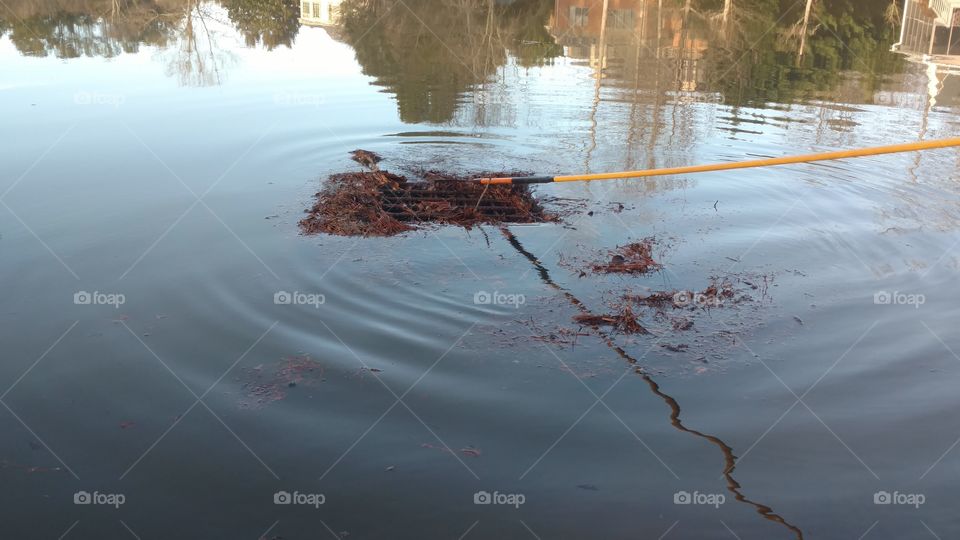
xmin=302 ymin=1 xmax=309 ymax=17
xmin=312 ymin=2 xmax=320 ymax=18
xmin=569 ymin=6 xmax=588 ymax=27
xmin=610 ymin=9 xmax=634 ymax=29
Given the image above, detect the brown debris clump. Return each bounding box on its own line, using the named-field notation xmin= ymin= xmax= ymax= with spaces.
xmin=299 ymin=171 xmax=413 ymax=237
xmin=573 ymin=305 xmax=650 ymax=335
xmin=350 ymin=149 xmax=383 ymax=170
xmin=300 ymin=169 xmax=555 ymax=237
xmin=591 ymin=239 xmax=661 ymax=274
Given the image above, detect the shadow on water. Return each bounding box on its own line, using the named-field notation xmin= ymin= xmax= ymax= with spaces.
xmin=498 ymin=225 xmax=805 ymax=540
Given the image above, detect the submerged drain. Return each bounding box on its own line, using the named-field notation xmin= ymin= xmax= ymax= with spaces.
xmin=300 ymin=169 xmax=556 ymax=237
xmin=379 ymin=182 xmax=539 ymax=223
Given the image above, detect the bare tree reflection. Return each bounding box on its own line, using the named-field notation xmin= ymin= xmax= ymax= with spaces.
xmin=162 ymin=1 xmax=238 ymax=86
xmin=0 ymin=0 xmax=293 ymax=86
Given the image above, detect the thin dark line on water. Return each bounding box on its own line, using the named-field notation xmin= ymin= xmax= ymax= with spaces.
xmin=58 ymin=520 xmax=80 ymax=539
xmin=658 ymin=520 xmax=679 ymax=539
xmin=498 ymin=226 xmax=804 ymax=540
xmin=120 ymin=520 xmax=141 ymax=539
xmin=458 ymin=520 xmax=480 ymax=540
xmin=259 ymin=520 xmax=280 ymax=540
xmin=641 ymin=374 xmax=803 ymax=540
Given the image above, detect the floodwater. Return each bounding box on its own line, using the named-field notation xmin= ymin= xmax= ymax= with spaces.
xmin=2 ymin=1 xmax=960 ymax=538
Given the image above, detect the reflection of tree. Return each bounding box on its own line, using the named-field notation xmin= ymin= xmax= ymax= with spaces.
xmin=0 ymin=0 xmax=251 ymax=86
xmin=340 ymin=0 xmax=560 ymax=123
xmin=1 ymin=0 xmax=300 ymax=60
xmin=500 ymin=0 xmax=563 ymax=68
xmin=1 ymin=0 xmax=185 ymax=58
xmin=697 ymin=0 xmax=904 ymax=106
xmin=162 ymin=1 xmax=239 ymax=86
xmin=1 ymin=0 xmax=909 ymax=102
xmin=221 ymin=0 xmax=300 ymax=50
xmin=800 ymin=0 xmax=900 ymax=71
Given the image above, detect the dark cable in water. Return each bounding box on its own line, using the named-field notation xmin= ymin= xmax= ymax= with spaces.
xmin=497 ymin=226 xmax=804 ymax=540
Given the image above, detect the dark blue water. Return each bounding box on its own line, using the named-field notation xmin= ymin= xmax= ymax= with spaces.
xmin=3 ymin=1 xmax=960 ymax=538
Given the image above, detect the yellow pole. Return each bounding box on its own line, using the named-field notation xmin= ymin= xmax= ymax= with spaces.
xmin=550 ymin=137 xmax=960 ymax=183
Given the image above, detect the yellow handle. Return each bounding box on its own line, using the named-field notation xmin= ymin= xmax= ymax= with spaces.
xmin=552 ymin=137 xmax=960 ymax=182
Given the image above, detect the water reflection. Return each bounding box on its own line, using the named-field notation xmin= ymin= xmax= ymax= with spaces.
xmin=0 ymin=0 xmax=915 ymax=104
xmin=161 ymin=2 xmax=237 ymax=86
xmin=1 ymin=0 xmax=184 ymax=58
xmin=299 ymin=0 xmax=342 ymax=27
xmin=335 ymin=0 xmax=907 ymax=123
xmin=223 ymin=0 xmax=300 ymax=49
xmin=339 ymin=0 xmax=561 ymax=123
xmin=546 ymin=0 xmax=909 ymax=105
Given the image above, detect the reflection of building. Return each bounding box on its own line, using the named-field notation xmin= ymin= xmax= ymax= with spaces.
xmin=552 ymin=0 xmax=648 ymax=36
xmin=300 ymin=0 xmax=342 ymax=27
xmin=548 ymin=0 xmax=708 ymax=90
xmin=874 ymin=67 xmax=960 ymax=108
xmin=895 ymin=0 xmax=960 ymax=59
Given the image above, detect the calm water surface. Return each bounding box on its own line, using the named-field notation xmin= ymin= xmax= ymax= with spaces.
xmin=2 ymin=1 xmax=960 ymax=538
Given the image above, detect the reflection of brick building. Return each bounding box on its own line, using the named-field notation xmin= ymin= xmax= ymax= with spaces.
xmin=549 ymin=0 xmax=707 ymax=61
xmin=549 ymin=0 xmax=708 ymax=91
xmin=551 ymin=0 xmax=652 ymax=35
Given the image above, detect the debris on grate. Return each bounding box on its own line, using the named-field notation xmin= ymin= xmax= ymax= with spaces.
xmin=300 ymin=168 xmax=558 ymax=237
